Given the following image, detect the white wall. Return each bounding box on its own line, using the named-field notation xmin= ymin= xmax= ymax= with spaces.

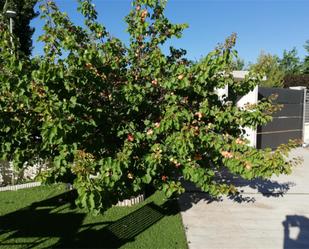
xmin=215 ymin=83 xmax=258 ymax=148
xmin=236 ymin=86 xmax=259 ymax=147
xmin=215 ymin=85 xmax=228 ymax=101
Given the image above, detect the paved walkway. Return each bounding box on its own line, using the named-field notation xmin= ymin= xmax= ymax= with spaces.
xmin=179 ymin=148 xmax=309 ymax=249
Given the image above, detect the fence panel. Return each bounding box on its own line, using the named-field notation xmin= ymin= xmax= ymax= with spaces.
xmin=304 ymin=90 xmax=309 ymax=144
xmin=257 ymin=87 xmax=304 ymax=149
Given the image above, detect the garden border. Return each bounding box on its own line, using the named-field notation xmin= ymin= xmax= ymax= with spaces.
xmin=0 ymin=182 xmax=41 ymax=192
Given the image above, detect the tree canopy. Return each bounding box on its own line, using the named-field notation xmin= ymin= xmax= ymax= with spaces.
xmin=230 ymin=57 xmax=245 ymax=71
xmin=250 ymin=52 xmax=284 ymax=88
xmin=0 ymin=0 xmax=38 ymax=56
xmin=279 ymin=48 xmax=302 ymax=75
xmin=303 ymin=40 xmax=309 ymax=74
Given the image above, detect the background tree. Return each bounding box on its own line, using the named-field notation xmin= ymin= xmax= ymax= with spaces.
xmin=0 ymin=0 xmax=38 ymax=56
xmin=230 ymin=57 xmax=245 ymax=71
xmin=279 ymin=48 xmax=302 ymax=75
xmin=303 ymin=40 xmax=309 ymax=74
xmin=250 ymin=51 xmax=284 ymax=88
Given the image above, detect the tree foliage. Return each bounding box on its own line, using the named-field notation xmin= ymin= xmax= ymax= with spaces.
xmin=303 ymin=40 xmax=309 ymax=74
xmin=250 ymin=52 xmax=284 ymax=88
xmin=230 ymin=57 xmax=245 ymax=71
xmin=0 ymin=0 xmax=300 ymax=213
xmin=279 ymin=48 xmax=302 ymax=75
xmin=0 ymin=0 xmax=38 ymax=56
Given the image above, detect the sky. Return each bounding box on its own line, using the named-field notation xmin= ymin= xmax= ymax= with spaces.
xmin=31 ymin=0 xmax=309 ymax=65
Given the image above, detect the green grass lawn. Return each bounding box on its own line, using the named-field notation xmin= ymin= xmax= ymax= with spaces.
xmin=0 ymin=184 xmax=187 ymax=249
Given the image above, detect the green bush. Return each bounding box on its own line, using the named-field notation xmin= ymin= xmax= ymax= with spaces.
xmin=0 ymin=0 xmax=300 ymax=213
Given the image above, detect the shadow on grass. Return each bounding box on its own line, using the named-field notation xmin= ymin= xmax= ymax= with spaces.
xmin=0 ymin=191 xmax=177 ymax=248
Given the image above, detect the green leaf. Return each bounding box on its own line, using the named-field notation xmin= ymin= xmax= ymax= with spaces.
xmin=49 ymin=126 xmax=57 ymax=144
xmin=142 ymin=174 xmax=152 ymax=184
xmin=70 ymin=96 xmax=77 ymax=107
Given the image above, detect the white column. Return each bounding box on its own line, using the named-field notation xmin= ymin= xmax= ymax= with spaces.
xmin=237 ymin=86 xmax=259 ymax=148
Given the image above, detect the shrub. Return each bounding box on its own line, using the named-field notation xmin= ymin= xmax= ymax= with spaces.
xmin=284 ymin=74 xmax=309 ymax=88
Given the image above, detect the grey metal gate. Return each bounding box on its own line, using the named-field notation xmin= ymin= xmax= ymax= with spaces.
xmin=304 ymin=89 xmax=309 ymax=145
xmin=305 ymin=90 xmax=309 ymax=123
xmin=257 ymin=87 xmax=304 ymax=149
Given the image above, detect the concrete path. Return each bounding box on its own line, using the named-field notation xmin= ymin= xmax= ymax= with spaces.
xmin=179 ymin=148 xmax=309 ymax=249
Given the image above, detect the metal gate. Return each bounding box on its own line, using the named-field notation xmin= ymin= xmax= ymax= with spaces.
xmin=304 ymin=89 xmax=309 ymax=145
xmin=257 ymin=87 xmax=304 ymax=149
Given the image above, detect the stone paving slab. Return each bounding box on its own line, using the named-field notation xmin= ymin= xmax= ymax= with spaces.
xmin=179 ymin=148 xmax=309 ymax=249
